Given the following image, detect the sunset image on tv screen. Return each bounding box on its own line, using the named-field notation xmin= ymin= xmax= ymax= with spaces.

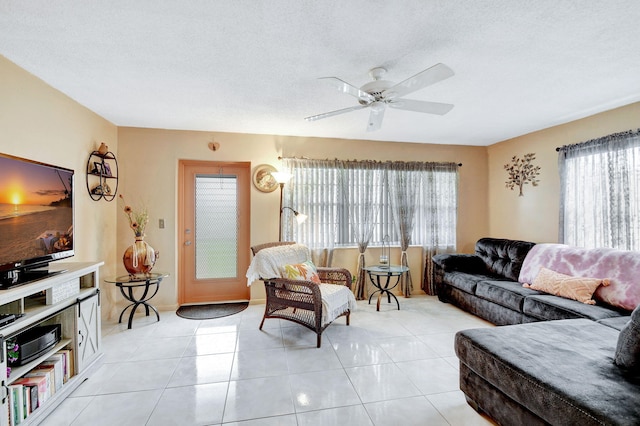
xmin=0 ymin=155 xmax=73 ymax=266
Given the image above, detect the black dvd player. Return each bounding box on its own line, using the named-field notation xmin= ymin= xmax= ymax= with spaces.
xmin=0 ymin=313 xmax=25 ymax=328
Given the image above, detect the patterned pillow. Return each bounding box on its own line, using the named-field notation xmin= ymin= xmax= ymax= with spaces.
xmin=280 ymin=260 xmax=321 ymax=283
xmin=523 ymin=267 xmax=610 ymax=305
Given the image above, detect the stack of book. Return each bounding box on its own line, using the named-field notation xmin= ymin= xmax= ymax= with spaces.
xmin=7 ymin=348 xmax=74 ymax=425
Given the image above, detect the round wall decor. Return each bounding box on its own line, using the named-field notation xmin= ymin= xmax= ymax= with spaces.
xmin=252 ymin=164 xmax=278 ymax=193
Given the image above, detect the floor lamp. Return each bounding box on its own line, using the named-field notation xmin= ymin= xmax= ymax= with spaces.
xmin=280 ymin=206 xmax=307 ymax=241
xmin=271 ymin=171 xmax=292 ymax=241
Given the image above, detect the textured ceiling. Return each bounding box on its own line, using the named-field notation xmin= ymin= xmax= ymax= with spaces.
xmin=2 ymin=1 xmax=640 ymax=146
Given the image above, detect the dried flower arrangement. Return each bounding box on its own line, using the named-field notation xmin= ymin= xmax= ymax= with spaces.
xmin=119 ymin=194 xmax=149 ymax=237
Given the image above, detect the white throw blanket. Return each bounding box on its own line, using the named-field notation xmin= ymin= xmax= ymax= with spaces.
xmin=246 ymin=243 xmax=357 ymax=324
xmin=319 ymin=283 xmax=357 ymax=325
xmin=246 ymin=243 xmax=311 ymax=285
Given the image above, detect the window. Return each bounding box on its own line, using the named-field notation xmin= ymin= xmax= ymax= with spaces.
xmin=559 ymin=129 xmax=640 ymax=250
xmin=281 ymin=158 xmax=457 ymax=249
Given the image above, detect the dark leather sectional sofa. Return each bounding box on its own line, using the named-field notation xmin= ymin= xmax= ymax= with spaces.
xmin=432 ymin=237 xmax=640 ymax=425
xmin=433 ymin=237 xmax=628 ymax=326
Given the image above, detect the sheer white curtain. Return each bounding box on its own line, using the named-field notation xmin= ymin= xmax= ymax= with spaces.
xmin=419 ymin=163 xmax=459 ymax=294
xmin=339 ymin=161 xmax=384 ymax=300
xmin=559 ymin=129 xmax=640 ymax=250
xmin=281 ymin=158 xmax=339 ymax=265
xmin=387 ymin=163 xmax=422 ymax=297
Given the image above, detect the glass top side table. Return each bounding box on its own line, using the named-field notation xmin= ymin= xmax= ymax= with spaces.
xmin=363 ymin=265 xmax=409 ymax=311
xmin=104 ymin=273 xmax=168 ymax=329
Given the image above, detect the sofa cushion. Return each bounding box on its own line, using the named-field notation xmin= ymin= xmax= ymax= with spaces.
xmin=524 ymin=267 xmax=609 ymax=305
xmin=443 ymin=271 xmax=498 ymax=295
xmin=475 ymin=238 xmax=535 ymax=281
xmin=614 ymin=305 xmax=640 ymax=375
xmin=519 ymin=243 xmax=640 ymax=312
xmin=598 ymin=316 xmax=631 ymax=331
xmin=456 ymin=319 xmax=640 ymax=425
xmin=476 ymin=280 xmax=541 ymax=312
xmin=523 ymin=294 xmax=624 ymax=321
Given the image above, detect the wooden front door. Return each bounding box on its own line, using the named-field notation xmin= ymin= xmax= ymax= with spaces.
xmin=178 ymin=160 xmax=250 ymax=304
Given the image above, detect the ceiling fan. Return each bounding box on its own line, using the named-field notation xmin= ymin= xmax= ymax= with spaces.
xmin=305 ymin=63 xmax=455 ymax=132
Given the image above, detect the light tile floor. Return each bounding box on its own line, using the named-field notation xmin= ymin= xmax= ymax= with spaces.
xmin=42 ymin=295 xmax=497 ymax=425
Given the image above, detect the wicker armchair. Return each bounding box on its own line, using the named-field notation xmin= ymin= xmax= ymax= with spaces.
xmin=249 ymin=242 xmax=355 ymax=348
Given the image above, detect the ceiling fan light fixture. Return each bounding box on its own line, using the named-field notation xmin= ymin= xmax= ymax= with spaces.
xmin=370 ymin=101 xmax=385 ymax=113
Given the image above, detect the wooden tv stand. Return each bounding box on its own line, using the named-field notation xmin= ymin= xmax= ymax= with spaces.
xmin=0 ymin=262 xmax=103 ymax=425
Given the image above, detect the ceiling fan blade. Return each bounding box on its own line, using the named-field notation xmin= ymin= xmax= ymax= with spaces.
xmin=319 ymin=77 xmax=375 ymax=103
xmin=383 ymin=63 xmax=454 ymax=99
xmin=366 ymin=105 xmax=385 ymax=132
xmin=304 ymin=105 xmax=367 ymax=122
xmin=388 ymin=99 xmax=454 ymax=115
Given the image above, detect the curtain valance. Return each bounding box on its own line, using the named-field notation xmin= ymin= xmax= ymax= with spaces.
xmin=557 ymin=129 xmax=640 ymax=157
xmin=280 ymin=157 xmax=460 ymax=170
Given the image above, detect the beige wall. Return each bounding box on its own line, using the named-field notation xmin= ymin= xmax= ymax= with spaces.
xmin=0 ymin=56 xmax=119 ymax=318
xmin=117 ymin=128 xmax=489 ymax=309
xmin=487 ymin=102 xmax=640 ymax=243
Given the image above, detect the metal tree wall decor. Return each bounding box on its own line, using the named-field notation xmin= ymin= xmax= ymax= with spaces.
xmin=504 ymin=153 xmax=541 ymax=196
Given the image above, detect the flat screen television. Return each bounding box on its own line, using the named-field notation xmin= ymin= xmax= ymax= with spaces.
xmin=0 ymin=153 xmax=74 ymax=288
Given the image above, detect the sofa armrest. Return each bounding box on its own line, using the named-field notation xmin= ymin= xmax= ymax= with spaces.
xmin=432 ymin=254 xmax=488 ymax=274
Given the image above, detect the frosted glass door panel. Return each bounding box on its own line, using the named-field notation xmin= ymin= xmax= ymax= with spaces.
xmin=195 ymin=174 xmax=238 ymax=279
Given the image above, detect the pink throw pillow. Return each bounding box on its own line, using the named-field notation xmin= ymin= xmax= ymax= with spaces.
xmin=523 ymin=267 xmax=610 ymax=305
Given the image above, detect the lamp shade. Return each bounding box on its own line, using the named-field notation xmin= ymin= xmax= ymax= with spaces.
xmin=271 ymin=171 xmax=292 ymax=184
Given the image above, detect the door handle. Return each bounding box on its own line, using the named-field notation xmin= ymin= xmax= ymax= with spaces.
xmin=185 ymin=241 xmax=192 ymax=246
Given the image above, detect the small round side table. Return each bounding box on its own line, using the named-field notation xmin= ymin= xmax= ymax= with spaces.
xmin=363 ymin=265 xmax=409 ymax=311
xmin=105 ymin=273 xmax=168 ymax=329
